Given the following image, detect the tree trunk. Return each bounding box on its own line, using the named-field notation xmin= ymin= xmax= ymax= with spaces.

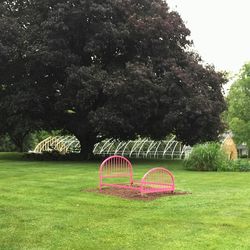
xmin=76 ymin=133 xmax=97 ymax=160
xmin=9 ymin=133 xmax=27 ymax=152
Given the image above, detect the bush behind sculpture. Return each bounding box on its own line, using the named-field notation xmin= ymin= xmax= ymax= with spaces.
xmin=185 ymin=142 xmax=250 ymax=171
xmin=218 ymin=159 xmax=250 ymax=172
xmin=184 ymin=142 xmax=228 ymax=171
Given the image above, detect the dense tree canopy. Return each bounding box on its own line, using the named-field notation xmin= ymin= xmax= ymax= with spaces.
xmin=0 ymin=0 xmax=227 ymax=157
xmin=227 ymin=63 xmax=250 ymax=148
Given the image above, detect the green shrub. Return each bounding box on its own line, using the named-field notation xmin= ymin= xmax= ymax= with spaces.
xmin=218 ymin=159 xmax=250 ymax=172
xmin=184 ymin=142 xmax=228 ymax=171
xmin=24 ymin=152 xmax=103 ymax=161
xmin=0 ymin=134 xmax=17 ymax=152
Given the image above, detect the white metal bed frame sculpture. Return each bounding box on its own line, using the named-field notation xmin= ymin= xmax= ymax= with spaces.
xmin=33 ymin=135 xmax=188 ymax=159
xmin=33 ymin=136 xmax=81 ymax=154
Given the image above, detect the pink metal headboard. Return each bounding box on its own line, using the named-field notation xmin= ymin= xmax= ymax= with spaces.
xmin=99 ymin=155 xmax=133 ymax=190
xmin=140 ymin=167 xmax=175 ymax=195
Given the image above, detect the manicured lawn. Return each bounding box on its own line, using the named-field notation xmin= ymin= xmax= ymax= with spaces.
xmin=0 ymin=153 xmax=249 ymax=250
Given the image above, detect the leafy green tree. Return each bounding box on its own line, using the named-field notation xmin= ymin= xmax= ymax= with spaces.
xmin=0 ymin=134 xmax=17 ymax=152
xmin=227 ymin=63 xmax=250 ymax=148
xmin=0 ymin=0 xmax=227 ymax=158
xmin=0 ymin=91 xmax=44 ymax=151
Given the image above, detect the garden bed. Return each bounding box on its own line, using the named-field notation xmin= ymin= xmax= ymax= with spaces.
xmin=86 ymin=187 xmax=190 ymax=201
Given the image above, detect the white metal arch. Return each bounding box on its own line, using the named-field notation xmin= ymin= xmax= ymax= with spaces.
xmin=154 ymin=141 xmax=162 ymax=157
xmin=171 ymin=141 xmax=179 ymax=159
xmin=33 ymin=135 xmax=80 ymax=154
xmin=99 ymin=139 xmax=113 ymax=154
xmin=33 ymin=136 xmax=190 ymax=159
xmin=92 ymin=142 xmax=100 ymax=154
xmin=64 ymin=137 xmax=80 ymax=153
xmin=114 ymin=141 xmax=127 ymax=155
xmin=146 ymin=141 xmax=158 ymax=157
xmin=106 ymin=141 xmax=115 ymax=154
xmin=129 ymin=139 xmax=147 ymax=157
xmin=162 ymin=140 xmax=176 ymax=157
xmin=34 ymin=136 xmax=52 ymax=153
xmin=122 ymin=140 xmax=132 ymax=156
xmin=137 ymin=139 xmax=149 ymax=157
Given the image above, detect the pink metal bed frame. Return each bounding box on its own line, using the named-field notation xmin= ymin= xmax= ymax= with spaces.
xmin=99 ymin=155 xmax=175 ymax=196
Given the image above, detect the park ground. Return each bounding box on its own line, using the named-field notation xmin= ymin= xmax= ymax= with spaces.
xmin=0 ymin=153 xmax=249 ymax=250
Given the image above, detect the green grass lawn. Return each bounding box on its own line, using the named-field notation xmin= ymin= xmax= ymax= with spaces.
xmin=0 ymin=153 xmax=250 ymax=250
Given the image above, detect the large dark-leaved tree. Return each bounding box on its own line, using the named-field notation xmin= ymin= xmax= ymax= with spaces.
xmin=0 ymin=0 xmax=226 ymax=157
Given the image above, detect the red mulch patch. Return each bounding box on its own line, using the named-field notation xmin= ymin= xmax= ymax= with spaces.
xmin=85 ymin=187 xmax=191 ymax=201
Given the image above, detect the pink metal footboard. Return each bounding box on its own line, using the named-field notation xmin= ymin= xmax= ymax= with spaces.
xmin=99 ymin=155 xmax=133 ymax=191
xmin=140 ymin=167 xmax=175 ymax=195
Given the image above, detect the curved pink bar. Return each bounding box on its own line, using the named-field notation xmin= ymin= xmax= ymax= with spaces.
xmin=99 ymin=155 xmax=133 ymax=191
xmin=140 ymin=167 xmax=175 ymax=195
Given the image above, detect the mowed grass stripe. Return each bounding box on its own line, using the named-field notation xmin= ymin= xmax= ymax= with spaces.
xmin=0 ymin=153 xmax=249 ymax=249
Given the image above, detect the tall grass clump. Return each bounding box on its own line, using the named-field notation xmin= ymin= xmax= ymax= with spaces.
xmin=184 ymin=142 xmax=228 ymax=171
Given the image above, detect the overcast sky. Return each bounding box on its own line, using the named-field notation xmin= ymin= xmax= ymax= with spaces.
xmin=167 ymin=0 xmax=250 ymax=78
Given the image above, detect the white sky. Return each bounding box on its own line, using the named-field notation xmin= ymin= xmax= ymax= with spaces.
xmin=167 ymin=0 xmax=250 ymax=80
